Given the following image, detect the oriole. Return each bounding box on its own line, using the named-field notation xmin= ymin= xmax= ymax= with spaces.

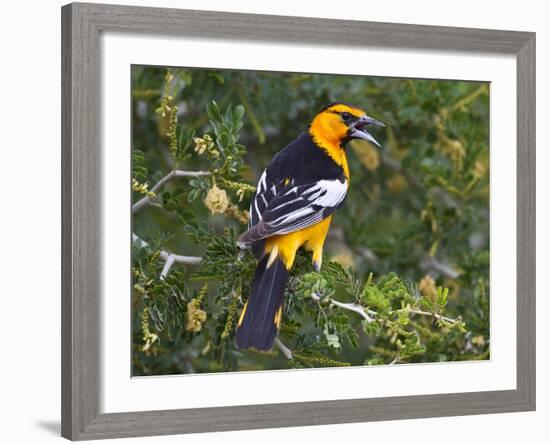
xmin=236 ymin=102 xmax=384 ymax=351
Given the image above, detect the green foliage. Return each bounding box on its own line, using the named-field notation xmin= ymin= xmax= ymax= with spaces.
xmin=131 ymin=66 xmax=490 ymax=374
xmin=286 ymin=264 xmax=465 ymax=365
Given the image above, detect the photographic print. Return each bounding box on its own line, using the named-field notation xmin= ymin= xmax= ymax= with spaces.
xmin=131 ymin=66 xmax=490 ymax=376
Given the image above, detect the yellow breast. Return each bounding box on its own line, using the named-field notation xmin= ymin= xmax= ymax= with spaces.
xmin=264 ymin=216 xmax=332 ymax=269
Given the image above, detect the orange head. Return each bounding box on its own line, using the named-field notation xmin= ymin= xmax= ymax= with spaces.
xmin=309 ymin=102 xmax=385 ymax=148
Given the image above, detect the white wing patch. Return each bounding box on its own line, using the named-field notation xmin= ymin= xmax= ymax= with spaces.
xmin=241 ymin=177 xmax=348 ymax=243
xmin=249 ymin=170 xmax=271 ymax=228
xmin=304 ymin=179 xmax=347 ymax=208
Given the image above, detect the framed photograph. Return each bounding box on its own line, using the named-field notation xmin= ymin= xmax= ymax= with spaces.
xmin=61 ymin=2 xmax=535 ymax=440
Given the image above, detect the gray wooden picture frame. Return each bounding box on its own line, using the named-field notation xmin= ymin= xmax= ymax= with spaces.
xmin=61 ymin=2 xmax=536 ymax=440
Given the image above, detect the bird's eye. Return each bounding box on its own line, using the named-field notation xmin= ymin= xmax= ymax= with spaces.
xmin=341 ymin=112 xmax=352 ymax=122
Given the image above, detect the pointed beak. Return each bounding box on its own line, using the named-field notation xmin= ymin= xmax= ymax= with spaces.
xmin=350 ymin=115 xmax=385 ymax=147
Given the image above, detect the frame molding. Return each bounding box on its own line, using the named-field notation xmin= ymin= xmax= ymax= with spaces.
xmin=61 ymin=2 xmax=536 ymax=440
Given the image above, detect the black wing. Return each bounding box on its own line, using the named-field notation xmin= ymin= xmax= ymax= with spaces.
xmin=248 ymin=169 xmax=278 ymax=230
xmin=240 ymin=177 xmax=347 ymax=244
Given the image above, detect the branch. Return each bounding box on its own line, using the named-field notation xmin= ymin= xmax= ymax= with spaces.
xmin=160 ymin=255 xmax=176 ymax=280
xmin=389 ymin=351 xmax=401 ymax=365
xmin=409 ymin=308 xmax=460 ymax=324
xmin=330 ymin=299 xmax=375 ymax=322
xmin=311 ymin=292 xmax=375 ymax=323
xmin=274 ymin=337 xmax=293 ymax=360
xmin=132 ymin=233 xmax=202 ymax=279
xmin=133 ymin=169 xmax=211 ymax=213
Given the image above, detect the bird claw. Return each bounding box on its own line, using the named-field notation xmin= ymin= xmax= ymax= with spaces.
xmin=236 ymin=241 xmax=249 ymax=250
xmin=313 ymin=260 xmax=322 ymax=272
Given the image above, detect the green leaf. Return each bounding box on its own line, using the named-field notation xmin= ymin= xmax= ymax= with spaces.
xmin=436 ymin=287 xmax=449 ymax=310
xmin=206 ymin=100 xmax=221 ymax=122
xmin=362 ymin=319 xmax=381 ymax=336
xmin=365 ymin=355 xmax=385 ymax=366
xmin=187 ymin=189 xmax=201 ymax=202
xmin=132 ymin=150 xmax=148 ymax=181
xmin=363 ymin=286 xmax=390 ymax=314
xmin=210 ymin=71 xmax=225 ymax=84
xmin=234 ymin=104 xmax=245 ymax=121
xmin=419 ymin=296 xmax=435 ymax=310
xmin=399 ymin=334 xmax=426 ymax=359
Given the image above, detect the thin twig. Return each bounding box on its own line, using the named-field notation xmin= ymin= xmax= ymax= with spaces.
xmin=132 ymin=233 xmax=202 ymax=279
xmin=274 ymin=337 xmax=293 ymax=360
xmin=160 ymin=255 xmax=176 ymax=280
xmin=312 ymin=290 xmax=460 ymax=327
xmin=330 ymin=299 xmax=375 ymax=322
xmin=311 ymin=292 xmax=375 ymax=323
xmin=409 ymin=308 xmax=460 ymax=324
xmin=389 ymin=351 xmax=401 ymax=365
xmin=133 ymin=169 xmax=210 ymax=213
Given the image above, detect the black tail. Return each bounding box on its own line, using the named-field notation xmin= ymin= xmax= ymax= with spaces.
xmin=235 ymin=254 xmax=289 ymax=351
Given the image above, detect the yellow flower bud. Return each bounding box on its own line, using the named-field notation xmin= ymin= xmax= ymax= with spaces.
xmin=418 ymin=275 xmax=438 ymax=301
xmin=225 ymin=204 xmax=249 ymax=224
xmin=203 ymin=185 xmax=229 ymax=215
xmin=186 ymin=300 xmax=207 ymax=333
xmin=194 ymin=137 xmax=208 ymax=155
xmin=331 ymin=253 xmax=355 ymax=269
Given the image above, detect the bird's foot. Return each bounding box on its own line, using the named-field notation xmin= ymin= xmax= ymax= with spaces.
xmin=236 ymin=240 xmax=249 ymax=250
xmin=313 ymin=260 xmax=322 ymax=272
